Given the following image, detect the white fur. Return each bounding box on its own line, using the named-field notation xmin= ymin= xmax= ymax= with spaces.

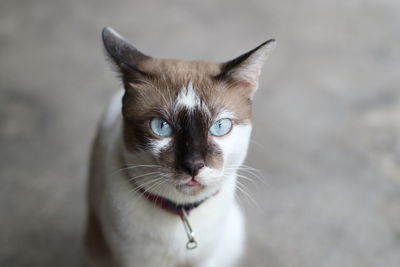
xmin=213 ymin=124 xmax=252 ymax=168
xmin=86 ymin=91 xmax=249 ymax=267
xmin=102 ymin=89 xmax=124 ymax=129
xmin=176 ymin=82 xmax=200 ymax=110
xmin=175 ymin=82 xmax=211 ymax=118
xmin=150 ymin=137 xmax=172 ymax=156
xmin=215 ymin=109 xmax=237 ymax=121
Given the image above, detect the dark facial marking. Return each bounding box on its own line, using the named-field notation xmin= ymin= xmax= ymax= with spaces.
xmin=174 ymin=108 xmax=209 ymax=176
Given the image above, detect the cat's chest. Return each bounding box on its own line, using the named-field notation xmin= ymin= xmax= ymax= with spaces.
xmin=102 ymin=180 xmax=227 ymax=265
xmin=103 ymin=172 xmax=226 ymax=240
xmin=107 ymin=177 xmax=224 ymax=235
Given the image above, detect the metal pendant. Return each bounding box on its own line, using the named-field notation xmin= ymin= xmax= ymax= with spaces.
xmin=180 ymin=208 xmax=198 ymax=250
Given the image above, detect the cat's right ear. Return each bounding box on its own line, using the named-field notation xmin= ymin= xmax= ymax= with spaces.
xmin=216 ymin=39 xmax=276 ymax=99
xmin=102 ymin=27 xmax=151 ymax=82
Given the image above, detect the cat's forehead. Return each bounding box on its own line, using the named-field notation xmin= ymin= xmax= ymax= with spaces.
xmin=123 ymin=59 xmax=252 ymax=122
xmin=141 ymin=58 xmax=222 ymax=79
xmin=138 ymin=58 xmax=221 ymax=100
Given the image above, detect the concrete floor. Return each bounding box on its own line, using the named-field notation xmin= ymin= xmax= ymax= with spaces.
xmin=1 ymin=0 xmax=399 ymax=266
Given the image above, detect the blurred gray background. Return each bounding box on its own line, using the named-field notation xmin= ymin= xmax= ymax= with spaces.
xmin=1 ymin=0 xmax=399 ymax=266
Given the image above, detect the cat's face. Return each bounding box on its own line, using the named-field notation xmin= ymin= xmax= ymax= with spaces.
xmin=103 ymin=27 xmax=275 ymax=202
xmin=121 ymin=60 xmax=253 ymax=199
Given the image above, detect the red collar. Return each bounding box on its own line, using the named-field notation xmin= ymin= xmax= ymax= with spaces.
xmin=138 ymin=187 xmax=209 ymax=216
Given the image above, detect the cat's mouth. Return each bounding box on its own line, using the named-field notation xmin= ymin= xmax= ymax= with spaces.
xmin=184 ymin=178 xmax=201 ymax=187
xmin=176 ymin=178 xmax=206 ymax=195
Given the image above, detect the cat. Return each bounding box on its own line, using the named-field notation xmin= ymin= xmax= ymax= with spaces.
xmin=84 ymin=27 xmax=275 ymax=267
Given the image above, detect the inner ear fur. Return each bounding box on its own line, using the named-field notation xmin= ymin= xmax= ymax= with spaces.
xmin=215 ymin=39 xmax=276 ymax=98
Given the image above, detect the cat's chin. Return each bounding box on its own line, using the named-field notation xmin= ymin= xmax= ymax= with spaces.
xmin=175 ymin=183 xmax=207 ymax=196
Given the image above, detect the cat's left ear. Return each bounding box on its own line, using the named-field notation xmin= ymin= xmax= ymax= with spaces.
xmin=216 ymin=39 xmax=276 ymax=99
xmin=102 ymin=27 xmax=151 ymax=84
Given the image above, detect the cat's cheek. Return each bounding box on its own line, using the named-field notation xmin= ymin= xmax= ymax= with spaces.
xmin=213 ymin=124 xmax=252 ymax=166
xmin=196 ymin=167 xmax=224 ymax=185
xmin=149 ymin=138 xmax=172 ymax=157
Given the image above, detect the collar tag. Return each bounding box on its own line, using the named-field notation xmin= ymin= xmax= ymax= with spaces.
xmin=180 ymin=208 xmax=198 ymax=250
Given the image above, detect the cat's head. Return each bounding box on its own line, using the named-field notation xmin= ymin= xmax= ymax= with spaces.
xmin=102 ymin=27 xmax=275 ymax=203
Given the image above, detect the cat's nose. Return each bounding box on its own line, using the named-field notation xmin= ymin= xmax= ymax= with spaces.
xmin=182 ymin=159 xmax=205 ymax=177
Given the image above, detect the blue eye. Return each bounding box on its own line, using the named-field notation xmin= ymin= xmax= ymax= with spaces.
xmin=150 ymin=118 xmax=173 ymax=137
xmin=209 ymin=118 xmax=233 ymax=137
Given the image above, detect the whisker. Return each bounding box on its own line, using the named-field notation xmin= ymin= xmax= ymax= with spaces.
xmin=235 ymin=180 xmax=261 ymax=211
xmin=129 ymin=178 xmax=166 ymax=203
xmin=237 ymin=171 xmax=266 ymax=186
xmin=224 ymin=164 xmax=266 ymax=185
xmin=109 ymin=164 xmax=161 ymax=176
xmin=235 ymin=174 xmax=257 ymax=185
xmin=249 ymin=139 xmax=265 ymax=149
xmin=127 ymin=171 xmax=163 ymax=182
xmin=225 ymin=179 xmax=248 ymax=214
xmin=128 ymin=177 xmax=163 ymax=194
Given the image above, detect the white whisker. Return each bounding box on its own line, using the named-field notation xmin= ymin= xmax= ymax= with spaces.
xmin=235 ymin=180 xmax=261 ymax=211
xmin=127 ymin=171 xmax=163 ymax=182
xmin=109 ymin=164 xmax=161 ymax=176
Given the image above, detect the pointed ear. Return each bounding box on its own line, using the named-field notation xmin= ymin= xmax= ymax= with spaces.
xmin=216 ymin=39 xmax=276 ymax=98
xmin=102 ymin=27 xmax=151 ymax=83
